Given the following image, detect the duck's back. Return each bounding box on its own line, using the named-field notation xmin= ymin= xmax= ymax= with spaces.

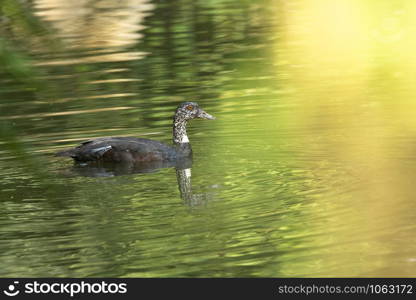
xmin=56 ymin=137 xmax=177 ymax=163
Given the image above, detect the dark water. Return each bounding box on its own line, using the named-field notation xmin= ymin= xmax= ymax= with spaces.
xmin=1 ymin=0 xmax=416 ymax=277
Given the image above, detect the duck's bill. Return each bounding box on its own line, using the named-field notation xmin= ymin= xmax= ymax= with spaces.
xmin=198 ymin=110 xmax=216 ymax=120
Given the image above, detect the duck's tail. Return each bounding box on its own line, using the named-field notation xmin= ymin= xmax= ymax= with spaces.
xmin=55 ymin=149 xmax=76 ymax=157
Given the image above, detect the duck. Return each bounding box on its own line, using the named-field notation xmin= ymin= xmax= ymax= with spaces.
xmin=56 ymin=102 xmax=215 ymax=164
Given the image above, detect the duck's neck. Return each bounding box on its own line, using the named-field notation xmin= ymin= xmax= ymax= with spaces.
xmin=173 ymin=117 xmax=192 ymax=155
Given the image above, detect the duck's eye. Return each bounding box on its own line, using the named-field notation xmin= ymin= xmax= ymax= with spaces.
xmin=186 ymin=105 xmax=194 ymax=111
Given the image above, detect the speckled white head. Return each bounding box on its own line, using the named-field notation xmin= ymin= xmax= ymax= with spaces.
xmin=173 ymin=102 xmax=215 ymax=144
xmin=175 ymin=102 xmax=215 ymax=121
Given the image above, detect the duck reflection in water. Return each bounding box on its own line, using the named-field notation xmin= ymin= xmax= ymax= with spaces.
xmin=66 ymin=158 xmax=213 ymax=207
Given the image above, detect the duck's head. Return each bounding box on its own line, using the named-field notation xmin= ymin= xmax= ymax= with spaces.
xmin=175 ymin=102 xmax=215 ymax=121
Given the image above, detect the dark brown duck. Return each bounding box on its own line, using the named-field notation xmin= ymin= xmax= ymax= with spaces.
xmin=56 ymin=102 xmax=215 ymax=163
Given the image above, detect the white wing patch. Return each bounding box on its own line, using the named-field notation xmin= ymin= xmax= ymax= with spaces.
xmin=91 ymin=145 xmax=112 ymax=155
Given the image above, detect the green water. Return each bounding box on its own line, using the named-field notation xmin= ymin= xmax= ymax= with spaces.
xmin=1 ymin=0 xmax=416 ymax=277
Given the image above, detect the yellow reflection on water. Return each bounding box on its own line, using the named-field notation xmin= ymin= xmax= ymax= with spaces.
xmin=2 ymin=106 xmax=134 ymax=120
xmin=275 ymin=0 xmax=416 ymax=276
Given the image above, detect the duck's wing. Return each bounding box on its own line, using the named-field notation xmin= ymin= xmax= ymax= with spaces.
xmin=55 ymin=137 xmax=174 ymax=162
